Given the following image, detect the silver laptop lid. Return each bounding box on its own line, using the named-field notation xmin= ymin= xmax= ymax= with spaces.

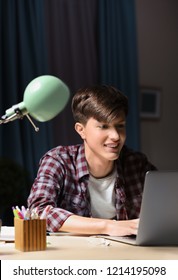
xmin=137 ymin=171 xmax=178 ymax=245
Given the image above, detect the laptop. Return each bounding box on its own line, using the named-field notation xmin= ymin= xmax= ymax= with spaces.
xmin=96 ymin=171 xmax=178 ymax=246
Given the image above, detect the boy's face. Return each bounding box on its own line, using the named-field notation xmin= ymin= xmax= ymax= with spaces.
xmin=75 ymin=111 xmax=126 ymax=162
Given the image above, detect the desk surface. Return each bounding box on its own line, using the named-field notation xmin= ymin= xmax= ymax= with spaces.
xmin=1 ymin=235 xmax=178 ymax=260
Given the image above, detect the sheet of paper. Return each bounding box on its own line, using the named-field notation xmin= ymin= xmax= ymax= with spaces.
xmin=0 ymin=226 xmax=15 ymax=242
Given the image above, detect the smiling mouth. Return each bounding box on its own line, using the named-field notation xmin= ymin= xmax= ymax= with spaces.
xmin=104 ymin=144 xmax=119 ymax=149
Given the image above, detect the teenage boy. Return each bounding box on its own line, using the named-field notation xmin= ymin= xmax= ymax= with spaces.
xmin=28 ymin=85 xmax=156 ymax=236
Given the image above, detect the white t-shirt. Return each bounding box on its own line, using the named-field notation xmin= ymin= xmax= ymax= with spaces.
xmin=88 ymin=168 xmax=117 ymax=219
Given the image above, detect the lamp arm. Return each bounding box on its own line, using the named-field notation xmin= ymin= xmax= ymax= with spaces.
xmin=0 ymin=113 xmax=18 ymax=124
xmin=0 ymin=108 xmax=39 ymax=132
xmin=0 ymin=108 xmax=24 ymax=124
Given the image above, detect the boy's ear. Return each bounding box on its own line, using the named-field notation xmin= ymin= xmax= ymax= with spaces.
xmin=74 ymin=122 xmax=86 ymax=139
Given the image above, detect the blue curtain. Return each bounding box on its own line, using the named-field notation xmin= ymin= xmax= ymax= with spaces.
xmin=0 ymin=0 xmax=52 ymax=181
xmin=98 ymin=0 xmax=140 ymax=150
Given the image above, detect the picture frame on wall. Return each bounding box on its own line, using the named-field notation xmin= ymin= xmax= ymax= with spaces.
xmin=140 ymin=87 xmax=161 ymax=119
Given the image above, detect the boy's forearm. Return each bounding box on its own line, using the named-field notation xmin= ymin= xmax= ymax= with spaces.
xmin=59 ymin=215 xmax=139 ymax=236
xmin=59 ymin=215 xmax=108 ymax=235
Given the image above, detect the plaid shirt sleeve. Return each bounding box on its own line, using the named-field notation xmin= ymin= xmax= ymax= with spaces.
xmin=27 ymin=150 xmax=74 ymax=232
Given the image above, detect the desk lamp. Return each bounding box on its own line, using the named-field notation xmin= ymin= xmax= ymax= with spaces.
xmin=0 ymin=75 xmax=70 ymax=131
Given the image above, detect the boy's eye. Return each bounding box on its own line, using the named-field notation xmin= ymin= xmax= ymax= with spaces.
xmin=99 ymin=124 xmax=108 ymax=129
xmin=116 ymin=124 xmax=126 ymax=129
xmin=97 ymin=123 xmax=126 ymax=129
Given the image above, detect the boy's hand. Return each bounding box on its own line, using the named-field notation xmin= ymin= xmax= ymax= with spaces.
xmin=105 ymin=218 xmax=139 ymax=236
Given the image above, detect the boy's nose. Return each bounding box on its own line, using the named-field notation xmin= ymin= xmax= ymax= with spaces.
xmin=110 ymin=128 xmax=120 ymax=140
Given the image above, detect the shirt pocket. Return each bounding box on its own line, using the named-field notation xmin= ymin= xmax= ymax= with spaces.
xmin=61 ymin=193 xmax=88 ymax=214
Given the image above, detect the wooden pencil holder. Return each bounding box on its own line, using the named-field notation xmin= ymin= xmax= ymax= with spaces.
xmin=14 ymin=218 xmax=46 ymax=252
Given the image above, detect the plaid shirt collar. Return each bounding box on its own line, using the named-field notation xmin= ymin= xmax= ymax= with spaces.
xmin=75 ymin=144 xmax=89 ymax=180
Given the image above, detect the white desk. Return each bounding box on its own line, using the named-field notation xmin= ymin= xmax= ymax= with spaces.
xmin=1 ymin=235 xmax=178 ymax=260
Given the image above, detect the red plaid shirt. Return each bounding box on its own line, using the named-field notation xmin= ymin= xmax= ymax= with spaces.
xmin=27 ymin=144 xmax=156 ymax=232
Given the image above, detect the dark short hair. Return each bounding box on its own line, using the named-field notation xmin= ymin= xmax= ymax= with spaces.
xmin=72 ymin=85 xmax=128 ymax=124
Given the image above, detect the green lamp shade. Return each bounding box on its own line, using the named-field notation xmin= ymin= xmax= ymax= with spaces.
xmin=5 ymin=75 xmax=70 ymax=122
